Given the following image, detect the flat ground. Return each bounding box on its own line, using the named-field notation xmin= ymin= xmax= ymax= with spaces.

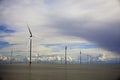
xmin=0 ymin=64 xmax=120 ymax=80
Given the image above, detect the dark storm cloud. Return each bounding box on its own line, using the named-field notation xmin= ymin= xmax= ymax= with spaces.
xmin=52 ymin=18 xmax=120 ymax=54
xmin=0 ymin=0 xmax=3 ymax=2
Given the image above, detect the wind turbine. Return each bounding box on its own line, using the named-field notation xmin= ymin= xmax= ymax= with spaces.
xmin=36 ymin=53 xmax=39 ymax=64
xmin=10 ymin=49 xmax=13 ymax=64
xmin=80 ymin=50 xmax=81 ymax=64
xmin=90 ymin=55 xmax=93 ymax=64
xmin=65 ymin=46 xmax=67 ymax=64
xmin=61 ymin=57 xmax=63 ymax=64
xmin=27 ymin=24 xmax=32 ymax=65
xmin=87 ymin=54 xmax=89 ymax=64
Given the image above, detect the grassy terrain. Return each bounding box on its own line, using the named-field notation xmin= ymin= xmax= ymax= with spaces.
xmin=0 ymin=64 xmax=120 ymax=80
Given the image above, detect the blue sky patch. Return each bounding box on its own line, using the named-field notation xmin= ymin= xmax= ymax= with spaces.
xmin=0 ymin=25 xmax=15 ymax=33
xmin=41 ymin=43 xmax=97 ymax=49
xmin=0 ymin=41 xmax=14 ymax=49
xmin=40 ymin=43 xmax=62 ymax=47
xmin=41 ymin=43 xmax=97 ymax=52
xmin=68 ymin=43 xmax=97 ymax=49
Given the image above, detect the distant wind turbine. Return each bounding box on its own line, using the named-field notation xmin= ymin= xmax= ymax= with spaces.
xmin=61 ymin=57 xmax=63 ymax=64
xmin=80 ymin=50 xmax=81 ymax=64
xmin=10 ymin=49 xmax=13 ymax=64
xmin=27 ymin=24 xmax=32 ymax=64
xmin=65 ymin=46 xmax=67 ymax=64
xmin=36 ymin=53 xmax=39 ymax=64
xmin=87 ymin=54 xmax=89 ymax=64
xmin=90 ymin=55 xmax=93 ymax=64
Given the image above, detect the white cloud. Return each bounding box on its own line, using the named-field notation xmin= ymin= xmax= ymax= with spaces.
xmin=0 ymin=0 xmax=120 ymax=60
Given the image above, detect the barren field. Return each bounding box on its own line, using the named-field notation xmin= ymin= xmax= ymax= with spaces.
xmin=0 ymin=64 xmax=120 ymax=80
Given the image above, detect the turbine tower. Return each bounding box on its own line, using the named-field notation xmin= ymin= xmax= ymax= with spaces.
xmin=36 ymin=53 xmax=39 ymax=63
xmin=65 ymin=46 xmax=67 ymax=64
xmin=87 ymin=54 xmax=89 ymax=64
xmin=80 ymin=50 xmax=81 ymax=64
xmin=10 ymin=49 xmax=13 ymax=64
xmin=27 ymin=24 xmax=32 ymax=65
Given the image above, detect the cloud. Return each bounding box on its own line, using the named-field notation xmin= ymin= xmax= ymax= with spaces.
xmin=52 ymin=19 xmax=120 ymax=54
xmin=0 ymin=0 xmax=120 ymax=61
xmin=49 ymin=0 xmax=120 ymax=54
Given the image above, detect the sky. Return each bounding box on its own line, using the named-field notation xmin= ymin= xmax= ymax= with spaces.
xmin=0 ymin=0 xmax=120 ymax=61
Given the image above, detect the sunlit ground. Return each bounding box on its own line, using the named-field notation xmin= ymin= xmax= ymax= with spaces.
xmin=0 ymin=64 xmax=120 ymax=80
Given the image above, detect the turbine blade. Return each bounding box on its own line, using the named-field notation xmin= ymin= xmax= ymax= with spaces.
xmin=27 ymin=24 xmax=32 ymax=37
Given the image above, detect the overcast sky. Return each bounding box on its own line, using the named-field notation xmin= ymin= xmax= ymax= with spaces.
xmin=0 ymin=0 xmax=120 ymax=60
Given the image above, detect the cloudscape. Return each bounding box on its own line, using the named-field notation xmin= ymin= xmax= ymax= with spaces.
xmin=0 ymin=0 xmax=120 ymax=62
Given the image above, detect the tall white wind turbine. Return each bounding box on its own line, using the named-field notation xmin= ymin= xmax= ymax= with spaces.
xmin=27 ymin=24 xmax=32 ymax=64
